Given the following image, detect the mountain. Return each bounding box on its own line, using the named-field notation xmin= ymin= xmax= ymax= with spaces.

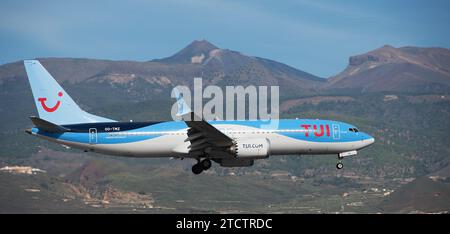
xmin=152 ymin=39 xmax=324 ymax=91
xmin=154 ymin=39 xmax=322 ymax=80
xmin=0 ymin=40 xmax=324 ymax=112
xmin=152 ymin=39 xmax=219 ymax=64
xmin=326 ymin=45 xmax=450 ymax=93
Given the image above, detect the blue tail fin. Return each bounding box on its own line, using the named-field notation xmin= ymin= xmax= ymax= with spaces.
xmin=24 ymin=60 xmax=115 ymax=125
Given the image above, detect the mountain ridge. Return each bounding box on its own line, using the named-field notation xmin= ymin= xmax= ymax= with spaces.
xmin=0 ymin=40 xmax=325 ymax=101
xmin=2 ymin=41 xmax=449 ymax=94
xmin=325 ymin=45 xmax=450 ymax=93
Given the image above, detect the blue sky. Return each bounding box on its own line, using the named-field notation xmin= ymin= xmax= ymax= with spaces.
xmin=1 ymin=0 xmax=449 ymax=77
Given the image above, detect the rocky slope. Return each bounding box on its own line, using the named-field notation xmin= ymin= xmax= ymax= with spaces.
xmin=326 ymin=45 xmax=450 ymax=93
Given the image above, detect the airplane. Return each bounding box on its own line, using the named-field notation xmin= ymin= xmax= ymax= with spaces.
xmin=23 ymin=60 xmax=375 ymax=175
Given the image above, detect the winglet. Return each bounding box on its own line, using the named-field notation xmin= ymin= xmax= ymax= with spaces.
xmin=173 ymin=88 xmax=192 ymax=116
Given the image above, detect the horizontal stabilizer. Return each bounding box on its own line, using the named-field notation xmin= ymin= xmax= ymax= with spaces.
xmin=30 ymin=116 xmax=70 ymax=133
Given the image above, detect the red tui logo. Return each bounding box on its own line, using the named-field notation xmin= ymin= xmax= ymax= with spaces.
xmin=38 ymin=91 xmax=62 ymax=112
xmin=300 ymin=124 xmax=331 ymax=137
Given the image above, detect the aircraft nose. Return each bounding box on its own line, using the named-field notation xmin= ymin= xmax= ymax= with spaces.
xmin=362 ymin=133 xmax=375 ymax=147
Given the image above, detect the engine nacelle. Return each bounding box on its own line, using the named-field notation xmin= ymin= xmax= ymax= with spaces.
xmin=231 ymin=138 xmax=270 ymax=159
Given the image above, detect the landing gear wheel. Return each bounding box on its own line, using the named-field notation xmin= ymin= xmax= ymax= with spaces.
xmin=192 ymin=163 xmax=203 ymax=175
xmin=336 ymin=162 xmax=344 ymax=170
xmin=201 ymin=159 xmax=212 ymax=170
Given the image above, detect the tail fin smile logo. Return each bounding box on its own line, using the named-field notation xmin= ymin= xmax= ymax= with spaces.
xmin=38 ymin=91 xmax=63 ymax=112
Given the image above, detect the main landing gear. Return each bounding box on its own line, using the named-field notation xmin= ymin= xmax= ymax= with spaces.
xmin=192 ymin=159 xmax=212 ymax=175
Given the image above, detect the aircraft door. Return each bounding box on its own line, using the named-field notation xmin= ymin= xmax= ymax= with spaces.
xmin=332 ymin=124 xmax=340 ymax=140
xmin=89 ymin=128 xmax=97 ymax=144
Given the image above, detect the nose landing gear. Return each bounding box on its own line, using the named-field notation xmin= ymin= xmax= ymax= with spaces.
xmin=336 ymin=155 xmax=344 ymax=170
xmin=191 ymin=159 xmax=212 ymax=175
xmin=335 ymin=151 xmax=357 ymax=170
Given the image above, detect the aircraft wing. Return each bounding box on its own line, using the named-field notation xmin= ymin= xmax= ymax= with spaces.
xmin=182 ymin=112 xmax=234 ymax=153
xmin=173 ymin=88 xmax=233 ymax=155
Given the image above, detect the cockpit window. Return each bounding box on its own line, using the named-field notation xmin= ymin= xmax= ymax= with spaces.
xmin=349 ymin=128 xmax=359 ymax=133
xmin=349 ymin=128 xmax=354 ymax=132
xmin=354 ymin=128 xmax=359 ymax=132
